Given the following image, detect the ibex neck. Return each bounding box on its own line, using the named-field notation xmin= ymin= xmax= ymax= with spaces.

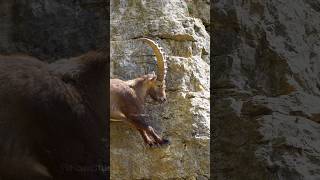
xmin=128 ymin=78 xmax=148 ymax=103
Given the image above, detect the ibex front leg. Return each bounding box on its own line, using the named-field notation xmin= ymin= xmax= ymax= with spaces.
xmin=127 ymin=114 xmax=169 ymax=147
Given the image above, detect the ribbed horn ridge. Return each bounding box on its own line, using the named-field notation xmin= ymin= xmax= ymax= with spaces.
xmin=140 ymin=38 xmax=167 ymax=84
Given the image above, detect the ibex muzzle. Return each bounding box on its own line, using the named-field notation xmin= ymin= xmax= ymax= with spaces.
xmin=110 ymin=38 xmax=169 ymax=147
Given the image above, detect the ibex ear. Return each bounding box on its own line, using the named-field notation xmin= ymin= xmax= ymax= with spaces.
xmin=148 ymin=71 xmax=157 ymax=81
xmin=148 ymin=76 xmax=157 ymax=81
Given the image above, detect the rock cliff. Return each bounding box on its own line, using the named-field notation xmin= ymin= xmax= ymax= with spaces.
xmin=0 ymin=0 xmax=106 ymax=61
xmin=213 ymin=0 xmax=320 ymax=179
xmin=0 ymin=0 xmax=210 ymax=179
xmin=110 ymin=0 xmax=210 ymax=179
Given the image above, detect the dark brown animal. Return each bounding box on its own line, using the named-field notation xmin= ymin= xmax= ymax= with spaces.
xmin=110 ymin=38 xmax=169 ymax=147
xmin=0 ymin=51 xmax=107 ymax=180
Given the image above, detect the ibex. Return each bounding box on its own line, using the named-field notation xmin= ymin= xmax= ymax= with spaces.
xmin=0 ymin=51 xmax=107 ymax=180
xmin=110 ymin=38 xmax=170 ymax=147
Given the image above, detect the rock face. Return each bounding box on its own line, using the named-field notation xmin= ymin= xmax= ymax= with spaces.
xmin=213 ymin=0 xmax=320 ymax=179
xmin=110 ymin=0 xmax=210 ymax=179
xmin=0 ymin=0 xmax=106 ymax=61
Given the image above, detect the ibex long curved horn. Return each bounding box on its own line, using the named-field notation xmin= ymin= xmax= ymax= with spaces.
xmin=140 ymin=38 xmax=167 ymax=85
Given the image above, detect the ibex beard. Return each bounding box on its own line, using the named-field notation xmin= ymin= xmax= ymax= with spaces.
xmin=110 ymin=38 xmax=170 ymax=147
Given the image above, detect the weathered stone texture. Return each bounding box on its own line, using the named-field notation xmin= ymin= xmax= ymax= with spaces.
xmin=0 ymin=0 xmax=106 ymax=61
xmin=110 ymin=0 xmax=210 ymax=179
xmin=213 ymin=0 xmax=320 ymax=179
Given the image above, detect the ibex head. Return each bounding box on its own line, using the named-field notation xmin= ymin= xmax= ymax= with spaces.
xmin=140 ymin=38 xmax=167 ymax=103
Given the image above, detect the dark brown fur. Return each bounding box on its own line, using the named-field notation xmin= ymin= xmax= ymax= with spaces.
xmin=0 ymin=51 xmax=107 ymax=180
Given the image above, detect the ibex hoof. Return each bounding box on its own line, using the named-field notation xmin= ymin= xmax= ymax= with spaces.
xmin=161 ymin=139 xmax=170 ymax=146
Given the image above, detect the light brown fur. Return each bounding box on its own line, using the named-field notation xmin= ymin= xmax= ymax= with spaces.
xmin=110 ymin=74 xmax=169 ymax=146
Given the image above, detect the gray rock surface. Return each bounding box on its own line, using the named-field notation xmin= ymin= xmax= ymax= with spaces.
xmin=213 ymin=0 xmax=320 ymax=179
xmin=110 ymin=0 xmax=210 ymax=179
xmin=0 ymin=0 xmax=106 ymax=61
